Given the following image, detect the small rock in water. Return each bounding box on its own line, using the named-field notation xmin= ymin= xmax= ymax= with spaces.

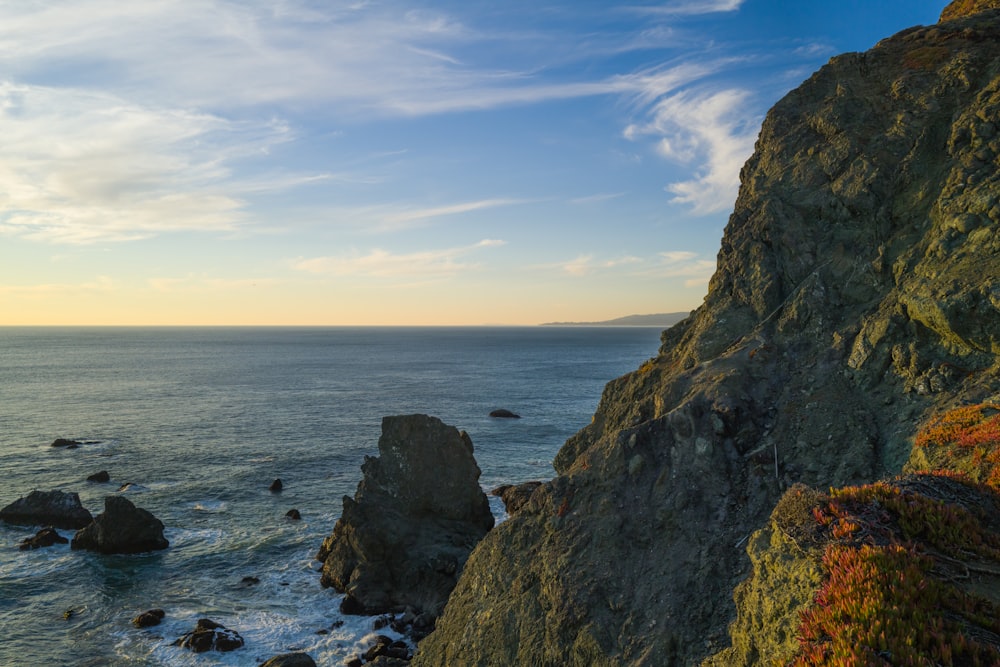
xmin=285 ymin=508 xmax=301 ymax=520
xmin=51 ymin=438 xmax=82 ymax=448
xmin=270 ymin=478 xmax=283 ymax=492
xmin=18 ymin=526 xmax=68 ymax=551
xmin=260 ymin=653 xmax=318 ymax=667
xmin=174 ymin=618 xmax=244 ymax=653
xmin=488 ymin=409 xmax=520 ymax=419
xmin=87 ymin=471 xmax=110 ymax=483
xmin=240 ymin=576 xmax=260 ymax=586
xmin=132 ymin=609 xmax=165 ymax=628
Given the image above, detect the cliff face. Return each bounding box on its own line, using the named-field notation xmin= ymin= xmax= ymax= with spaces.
xmin=414 ymin=6 xmax=1000 ymax=666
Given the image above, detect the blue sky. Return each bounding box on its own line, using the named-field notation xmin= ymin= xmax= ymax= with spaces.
xmin=0 ymin=0 xmax=946 ymax=325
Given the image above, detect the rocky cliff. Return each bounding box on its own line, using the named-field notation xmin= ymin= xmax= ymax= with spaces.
xmin=413 ymin=2 xmax=1000 ymax=665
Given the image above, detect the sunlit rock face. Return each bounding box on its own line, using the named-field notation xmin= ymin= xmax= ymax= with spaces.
xmin=940 ymin=0 xmax=1000 ymax=21
xmin=414 ymin=6 xmax=1000 ymax=666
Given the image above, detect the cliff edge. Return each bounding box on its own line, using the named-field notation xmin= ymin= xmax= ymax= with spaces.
xmin=415 ymin=4 xmax=1000 ymax=665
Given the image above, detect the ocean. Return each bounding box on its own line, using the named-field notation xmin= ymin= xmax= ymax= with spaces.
xmin=0 ymin=326 xmax=663 ymax=666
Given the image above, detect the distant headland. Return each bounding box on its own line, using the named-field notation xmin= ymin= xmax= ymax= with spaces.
xmin=540 ymin=312 xmax=689 ymax=327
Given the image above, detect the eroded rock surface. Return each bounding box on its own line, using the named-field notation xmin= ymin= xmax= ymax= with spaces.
xmin=316 ymin=414 xmax=494 ymax=621
xmin=415 ymin=8 xmax=1000 ymax=666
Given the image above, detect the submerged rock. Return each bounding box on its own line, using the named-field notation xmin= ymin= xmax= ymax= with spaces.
xmin=315 ymin=414 xmax=494 ymax=621
xmin=488 ymin=409 xmax=520 ymax=419
xmin=86 ymin=471 xmax=110 ymax=483
xmin=71 ymin=496 xmax=168 ymax=554
xmin=173 ymin=618 xmax=244 ymax=653
xmin=0 ymin=490 xmax=94 ymax=530
xmin=50 ymin=438 xmax=81 ymax=448
xmin=18 ymin=526 xmax=69 ymax=550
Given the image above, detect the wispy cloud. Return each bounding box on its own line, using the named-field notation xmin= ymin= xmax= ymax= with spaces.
xmin=542 ymin=250 xmax=712 ymax=286
xmin=627 ymin=0 xmax=745 ymax=16
xmin=292 ymin=239 xmax=506 ymax=279
xmin=381 ymin=199 xmax=526 ymax=226
xmin=625 ymin=87 xmax=759 ymax=214
xmin=0 ymin=82 xmax=292 ymax=243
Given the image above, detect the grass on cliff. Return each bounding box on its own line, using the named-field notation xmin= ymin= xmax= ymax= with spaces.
xmin=787 ymin=405 xmax=1000 ymax=667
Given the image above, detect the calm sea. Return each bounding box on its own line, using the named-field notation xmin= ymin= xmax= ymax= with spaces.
xmin=0 ymin=326 xmax=663 ymax=666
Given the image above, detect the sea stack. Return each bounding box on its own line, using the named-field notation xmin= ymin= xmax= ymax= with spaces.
xmin=315 ymin=414 xmax=494 ymax=622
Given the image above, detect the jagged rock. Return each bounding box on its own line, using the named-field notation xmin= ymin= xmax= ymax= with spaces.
xmin=488 ymin=409 xmax=520 ymax=419
xmin=414 ymin=8 xmax=1000 ymax=667
xmin=71 ymin=496 xmax=168 ymax=554
xmin=132 ymin=609 xmax=165 ymax=628
xmin=86 ymin=471 xmax=110 ymax=483
xmin=260 ymin=652 xmax=317 ymax=667
xmin=0 ymin=490 xmax=94 ymax=529
xmin=270 ymin=478 xmax=283 ymax=492
xmin=315 ymin=414 xmax=494 ymax=621
xmin=490 ymin=481 xmax=542 ymax=515
xmin=173 ymin=618 xmax=244 ymax=653
xmin=940 ymin=0 xmax=1000 ymax=21
xmin=18 ymin=526 xmax=68 ymax=550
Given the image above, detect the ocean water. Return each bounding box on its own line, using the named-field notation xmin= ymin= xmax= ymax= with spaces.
xmin=0 ymin=326 xmax=663 ymax=666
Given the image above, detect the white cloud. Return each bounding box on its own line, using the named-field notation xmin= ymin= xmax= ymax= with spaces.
xmin=553 ymin=254 xmax=643 ymax=277
xmin=628 ymin=0 xmax=745 ymax=16
xmin=0 ymin=275 xmax=114 ymax=294
xmin=0 ymin=82 xmax=296 ymax=243
xmin=626 ymin=87 xmax=759 ymax=214
xmin=382 ymin=199 xmax=526 ymax=226
xmin=292 ymin=239 xmax=506 ymax=279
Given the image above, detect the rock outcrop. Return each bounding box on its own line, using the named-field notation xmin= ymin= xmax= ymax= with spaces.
xmin=316 ymin=415 xmax=494 ymax=620
xmin=18 ymin=526 xmax=69 ymax=550
xmin=0 ymin=490 xmax=93 ymax=530
xmin=71 ymin=496 xmax=168 ymax=554
xmin=414 ymin=6 xmax=1000 ymax=666
xmin=173 ymin=618 xmax=244 ymax=653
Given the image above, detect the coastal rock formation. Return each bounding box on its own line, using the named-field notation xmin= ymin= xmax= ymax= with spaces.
xmin=173 ymin=618 xmax=244 ymax=653
xmin=71 ymin=496 xmax=168 ymax=554
xmin=18 ymin=526 xmax=69 ymax=550
xmin=414 ymin=6 xmax=1000 ymax=666
xmin=491 ymin=481 xmax=543 ymax=515
xmin=260 ymin=653 xmax=317 ymax=667
xmin=315 ymin=414 xmax=494 ymax=620
xmin=132 ymin=609 xmax=165 ymax=628
xmin=0 ymin=490 xmax=93 ymax=530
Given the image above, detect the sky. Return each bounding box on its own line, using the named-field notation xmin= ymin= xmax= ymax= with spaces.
xmin=0 ymin=0 xmax=947 ymax=326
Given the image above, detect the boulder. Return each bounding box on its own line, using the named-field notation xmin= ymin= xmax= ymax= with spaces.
xmin=260 ymin=653 xmax=317 ymax=667
xmin=488 ymin=409 xmax=520 ymax=419
xmin=132 ymin=609 xmax=165 ymax=628
xmin=315 ymin=414 xmax=494 ymax=620
xmin=0 ymin=490 xmax=94 ymax=529
xmin=285 ymin=509 xmax=301 ymax=520
xmin=18 ymin=526 xmax=68 ymax=550
xmin=490 ymin=481 xmax=543 ymax=515
xmin=71 ymin=496 xmax=168 ymax=554
xmin=86 ymin=471 xmax=110 ymax=483
xmin=269 ymin=478 xmax=283 ymax=492
xmin=173 ymin=618 xmax=244 ymax=653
